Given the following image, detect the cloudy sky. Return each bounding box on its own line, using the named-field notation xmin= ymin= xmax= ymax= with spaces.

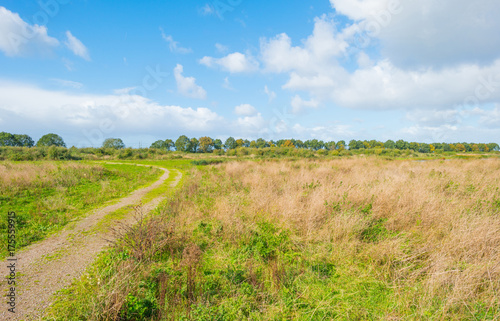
xmin=0 ymin=0 xmax=499 ymax=147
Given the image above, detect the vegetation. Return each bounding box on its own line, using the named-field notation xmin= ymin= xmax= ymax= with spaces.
xmin=47 ymin=158 xmax=500 ymax=320
xmin=102 ymin=138 xmax=126 ymax=149
xmin=0 ymin=162 xmax=162 ymax=257
xmin=36 ymin=133 xmax=66 ymax=147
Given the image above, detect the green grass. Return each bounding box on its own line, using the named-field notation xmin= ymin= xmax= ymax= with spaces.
xmin=0 ymin=162 xmax=162 ymax=258
xmin=45 ymin=165 xmax=396 ymax=320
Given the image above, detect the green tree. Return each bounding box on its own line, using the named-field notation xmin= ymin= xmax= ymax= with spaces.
xmin=165 ymin=139 xmax=175 ymax=151
xmin=224 ymin=137 xmax=237 ymax=150
xmin=150 ymin=140 xmax=168 ymax=150
xmin=213 ymin=139 xmax=223 ymax=150
xmin=384 ymin=140 xmax=396 ymax=149
xmin=37 ymin=133 xmax=66 ymax=147
xmin=102 ymin=138 xmax=125 ymax=149
xmin=487 ymin=143 xmax=499 ymax=151
xmin=395 ymin=140 xmax=408 ymax=150
xmin=175 ymin=135 xmax=190 ymax=152
xmin=14 ymin=134 xmax=34 ymax=147
xmin=0 ymin=132 xmax=15 ymax=146
xmin=336 ymin=140 xmax=346 ymax=150
xmin=190 ymin=138 xmax=199 ymax=153
xmin=199 ymin=136 xmax=214 ymax=153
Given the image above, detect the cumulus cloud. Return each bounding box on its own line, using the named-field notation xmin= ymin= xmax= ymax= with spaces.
xmin=0 ymin=81 xmax=223 ymax=146
xmin=260 ymin=15 xmax=349 ymax=74
xmin=173 ymin=64 xmax=207 ymax=99
xmin=0 ymin=6 xmax=59 ymax=57
xmin=160 ymin=28 xmax=192 ymax=54
xmin=64 ymin=31 xmax=90 ymax=61
xmin=330 ymin=0 xmax=500 ymax=68
xmin=200 ymin=52 xmax=259 ymax=73
xmin=234 ymin=104 xmax=257 ymax=116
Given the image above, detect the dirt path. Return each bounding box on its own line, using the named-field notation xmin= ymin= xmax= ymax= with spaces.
xmin=1 ymin=164 xmax=181 ymax=320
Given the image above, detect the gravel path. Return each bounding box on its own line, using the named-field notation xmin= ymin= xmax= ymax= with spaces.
xmin=1 ymin=164 xmax=181 ymax=320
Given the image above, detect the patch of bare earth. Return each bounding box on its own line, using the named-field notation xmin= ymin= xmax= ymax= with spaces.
xmin=1 ymin=165 xmax=181 ymax=320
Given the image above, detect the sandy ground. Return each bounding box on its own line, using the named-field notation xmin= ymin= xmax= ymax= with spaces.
xmin=0 ymin=164 xmax=181 ymax=320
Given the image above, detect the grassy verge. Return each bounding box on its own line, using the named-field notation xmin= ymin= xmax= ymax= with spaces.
xmin=0 ymin=161 xmax=162 ymax=257
xmin=46 ymin=158 xmax=500 ymax=320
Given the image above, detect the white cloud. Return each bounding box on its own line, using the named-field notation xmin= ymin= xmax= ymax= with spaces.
xmin=260 ymin=15 xmax=349 ymax=74
xmin=160 ymin=28 xmax=192 ymax=54
xmin=173 ymin=64 xmax=207 ymax=100
xmin=200 ymin=52 xmax=259 ymax=73
xmin=331 ymin=0 xmax=500 ymax=68
xmin=215 ymin=43 xmax=229 ymax=53
xmin=234 ymin=104 xmax=257 ymax=116
xmin=50 ymin=78 xmax=84 ymax=89
xmin=264 ymin=85 xmax=276 ymax=102
xmin=0 ymin=6 xmax=59 ymax=57
xmin=291 ymin=95 xmax=319 ymax=114
xmin=329 ymin=0 xmax=394 ymax=21
xmin=292 ymin=123 xmax=353 ymax=141
xmin=0 ymin=81 xmax=223 ymax=146
xmin=64 ymin=31 xmax=90 ymax=61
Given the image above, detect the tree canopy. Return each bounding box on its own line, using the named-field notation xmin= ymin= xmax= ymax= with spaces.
xmin=36 ymin=133 xmax=66 ymax=147
xmin=102 ymin=138 xmax=125 ymax=149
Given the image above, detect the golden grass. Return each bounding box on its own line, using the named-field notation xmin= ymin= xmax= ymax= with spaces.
xmin=199 ymin=158 xmax=500 ymax=316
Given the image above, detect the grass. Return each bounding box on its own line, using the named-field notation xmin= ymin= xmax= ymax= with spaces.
xmin=0 ymin=161 xmax=162 ymax=258
xmin=46 ymin=157 xmax=500 ymax=319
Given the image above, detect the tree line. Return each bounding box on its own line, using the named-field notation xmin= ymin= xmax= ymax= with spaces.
xmin=1 ymin=131 xmax=499 ymax=153
xmin=150 ymin=136 xmax=499 ymax=153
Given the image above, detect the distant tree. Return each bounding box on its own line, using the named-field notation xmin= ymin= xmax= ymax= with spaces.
xmin=189 ymin=138 xmax=199 ymax=153
xmin=348 ymin=140 xmax=358 ymax=150
xmin=249 ymin=140 xmax=257 ymax=148
xmin=102 ymin=138 xmax=125 ymax=149
xmin=243 ymin=139 xmax=250 ymax=148
xmin=456 ymin=143 xmax=466 ymax=152
xmin=487 ymin=143 xmax=499 ymax=151
xmin=282 ymin=140 xmax=295 ymax=148
xmin=409 ymin=142 xmax=419 ymax=151
xmin=165 ymin=139 xmax=175 ymax=151
xmin=37 ymin=133 xmax=66 ymax=147
xmin=199 ymin=136 xmax=214 ymax=153
xmin=235 ymin=139 xmax=245 ymax=148
xmin=256 ymin=138 xmax=268 ymax=148
xmin=336 ymin=140 xmax=346 ymax=150
xmin=213 ymin=139 xmax=223 ymax=150
xmin=395 ymin=139 xmax=408 ymax=150
xmin=325 ymin=141 xmax=336 ymax=151
xmin=419 ymin=143 xmax=430 ymax=153
xmin=0 ymin=132 xmax=15 ymax=146
xmin=150 ymin=140 xmax=168 ymax=150
xmin=13 ymin=134 xmax=34 ymax=147
xmin=175 ymin=135 xmax=190 ymax=152
xmin=384 ymin=140 xmax=396 ymax=149
xmin=224 ymin=137 xmax=237 ymax=150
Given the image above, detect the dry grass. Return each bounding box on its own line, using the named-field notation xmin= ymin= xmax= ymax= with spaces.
xmin=198 ymin=158 xmax=500 ymax=317
xmin=48 ymin=157 xmax=500 ymax=319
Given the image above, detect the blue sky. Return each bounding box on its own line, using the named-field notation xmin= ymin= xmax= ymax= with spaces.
xmin=1 ymin=0 xmax=500 ymax=147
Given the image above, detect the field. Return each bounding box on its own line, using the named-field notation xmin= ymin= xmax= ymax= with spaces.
xmin=43 ymin=157 xmax=500 ymax=320
xmin=0 ymin=161 xmax=162 ymax=257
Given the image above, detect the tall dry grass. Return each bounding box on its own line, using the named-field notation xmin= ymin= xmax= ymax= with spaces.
xmin=198 ymin=158 xmax=500 ymax=316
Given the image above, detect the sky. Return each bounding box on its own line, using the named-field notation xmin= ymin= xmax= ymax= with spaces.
xmin=0 ymin=0 xmax=500 ymax=148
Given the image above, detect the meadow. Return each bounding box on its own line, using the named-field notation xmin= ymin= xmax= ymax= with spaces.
xmin=0 ymin=161 xmax=162 ymax=257
xmin=46 ymin=157 xmax=500 ymax=320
